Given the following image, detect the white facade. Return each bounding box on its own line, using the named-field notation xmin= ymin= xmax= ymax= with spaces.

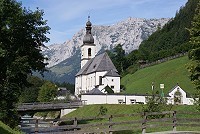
xmin=81 ymin=44 xmax=96 ymax=68
xmin=75 ymin=70 xmax=120 ymax=96
xmin=167 ymin=85 xmax=194 ymax=105
xmin=81 ymin=94 xmax=147 ymax=105
xmin=81 ymin=85 xmax=195 ymax=105
xmin=75 ymin=20 xmax=120 ymax=96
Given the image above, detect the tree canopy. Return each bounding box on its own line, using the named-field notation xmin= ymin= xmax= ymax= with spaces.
xmin=0 ymin=0 xmax=50 ymax=127
xmin=38 ymin=81 xmax=57 ymax=102
xmin=187 ymin=1 xmax=200 ymax=111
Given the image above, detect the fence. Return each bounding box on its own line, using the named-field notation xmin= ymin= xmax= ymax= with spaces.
xmin=20 ymin=111 xmax=200 ymax=134
xmin=139 ymin=53 xmax=187 ymax=69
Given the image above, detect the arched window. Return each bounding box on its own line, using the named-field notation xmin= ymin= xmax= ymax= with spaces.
xmin=88 ymin=48 xmax=91 ymax=56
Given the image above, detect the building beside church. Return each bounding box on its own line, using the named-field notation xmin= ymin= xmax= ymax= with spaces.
xmin=81 ymin=84 xmax=194 ymax=105
xmin=75 ymin=19 xmax=120 ymax=96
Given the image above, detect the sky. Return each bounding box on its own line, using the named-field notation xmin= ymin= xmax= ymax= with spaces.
xmin=17 ymin=0 xmax=188 ymax=45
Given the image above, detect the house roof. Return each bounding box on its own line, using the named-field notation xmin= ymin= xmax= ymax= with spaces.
xmin=103 ymin=69 xmax=120 ymax=77
xmin=168 ymin=85 xmax=179 ymax=93
xmin=83 ymin=87 xmax=105 ymax=95
xmin=76 ymin=52 xmax=119 ymax=76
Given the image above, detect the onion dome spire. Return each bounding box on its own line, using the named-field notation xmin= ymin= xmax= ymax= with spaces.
xmin=83 ymin=16 xmax=94 ymax=44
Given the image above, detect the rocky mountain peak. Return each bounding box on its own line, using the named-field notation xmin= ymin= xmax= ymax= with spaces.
xmin=42 ymin=17 xmax=169 ymax=68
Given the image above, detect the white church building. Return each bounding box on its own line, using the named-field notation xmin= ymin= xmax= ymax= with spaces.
xmin=74 ymin=19 xmax=194 ymax=106
xmin=75 ymin=19 xmax=120 ymax=96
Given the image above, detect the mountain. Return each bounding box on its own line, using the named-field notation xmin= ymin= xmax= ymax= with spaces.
xmin=40 ymin=17 xmax=169 ymax=84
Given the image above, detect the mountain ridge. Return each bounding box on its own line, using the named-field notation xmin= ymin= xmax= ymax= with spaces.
xmin=43 ymin=17 xmax=169 ymax=68
xmin=39 ymin=17 xmax=169 ymax=83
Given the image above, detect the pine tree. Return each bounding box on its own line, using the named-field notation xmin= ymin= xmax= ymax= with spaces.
xmin=187 ymin=1 xmax=200 ymax=111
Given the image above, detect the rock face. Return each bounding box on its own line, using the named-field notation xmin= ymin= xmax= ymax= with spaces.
xmin=40 ymin=17 xmax=169 ymax=83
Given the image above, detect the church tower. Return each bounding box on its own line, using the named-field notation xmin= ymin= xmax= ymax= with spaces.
xmin=81 ymin=17 xmax=96 ymax=68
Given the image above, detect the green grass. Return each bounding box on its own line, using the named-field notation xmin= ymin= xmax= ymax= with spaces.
xmin=121 ymin=56 xmax=195 ymax=95
xmin=63 ymin=104 xmax=200 ymax=133
xmin=64 ymin=104 xmax=143 ymax=118
xmin=0 ymin=121 xmax=21 ymax=134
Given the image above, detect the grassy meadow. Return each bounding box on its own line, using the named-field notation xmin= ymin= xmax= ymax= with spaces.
xmin=63 ymin=104 xmax=200 ymax=133
xmin=121 ymin=56 xmax=195 ymax=95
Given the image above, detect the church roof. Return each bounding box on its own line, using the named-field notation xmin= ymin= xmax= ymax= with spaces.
xmin=84 ymin=87 xmax=105 ymax=95
xmin=103 ymin=69 xmax=120 ymax=77
xmin=76 ymin=52 xmax=119 ymax=76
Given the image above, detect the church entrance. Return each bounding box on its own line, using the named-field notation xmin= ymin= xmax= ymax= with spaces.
xmin=174 ymin=90 xmax=182 ymax=105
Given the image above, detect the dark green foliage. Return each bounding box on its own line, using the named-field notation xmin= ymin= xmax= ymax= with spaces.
xmin=98 ymin=106 xmax=107 ymax=116
xmin=55 ymin=82 xmax=75 ymax=94
xmin=125 ymin=0 xmax=199 ymax=68
xmin=104 ymin=85 xmax=114 ymax=94
xmin=37 ymin=81 xmax=57 ymax=102
xmin=187 ymin=1 xmax=200 ymax=111
xmin=107 ymin=44 xmax=128 ymax=74
xmin=19 ymin=76 xmax=45 ymax=103
xmin=143 ymin=92 xmax=173 ymax=119
xmin=139 ymin=0 xmax=198 ymax=61
xmin=0 ymin=0 xmax=50 ymax=127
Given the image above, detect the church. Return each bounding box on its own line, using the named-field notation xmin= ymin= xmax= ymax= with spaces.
xmin=75 ymin=18 xmax=120 ymax=96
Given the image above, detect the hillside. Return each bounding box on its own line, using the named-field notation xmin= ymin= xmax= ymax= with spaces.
xmin=121 ymin=56 xmax=195 ymax=95
xmin=130 ymin=0 xmax=199 ymax=62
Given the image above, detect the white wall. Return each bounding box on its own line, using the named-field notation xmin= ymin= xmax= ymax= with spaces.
xmin=81 ymin=44 xmax=96 ymax=68
xmin=103 ymin=76 xmax=120 ymax=93
xmin=60 ymin=108 xmax=77 ymax=117
xmin=76 ymin=71 xmax=121 ymax=96
xmin=82 ymin=93 xmax=194 ymax=105
xmin=168 ymin=86 xmax=193 ymax=105
xmin=81 ymin=94 xmax=147 ymax=105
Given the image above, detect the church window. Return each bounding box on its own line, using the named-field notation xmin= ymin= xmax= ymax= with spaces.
xmin=99 ymin=76 xmax=102 ymax=85
xmin=111 ymin=86 xmax=114 ymax=89
xmin=130 ymin=99 xmax=136 ymax=104
xmin=112 ymin=79 xmax=114 ymax=82
xmin=88 ymin=48 xmax=91 ymax=56
xmin=93 ymin=64 xmax=96 ymax=69
xmin=118 ymin=99 xmax=123 ymax=104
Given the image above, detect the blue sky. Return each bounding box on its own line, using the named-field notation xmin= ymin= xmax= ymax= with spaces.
xmin=18 ymin=0 xmax=187 ymax=45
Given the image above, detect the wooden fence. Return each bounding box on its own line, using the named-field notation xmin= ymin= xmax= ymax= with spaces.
xmin=139 ymin=53 xmax=187 ymax=69
xmin=20 ymin=111 xmax=200 ymax=134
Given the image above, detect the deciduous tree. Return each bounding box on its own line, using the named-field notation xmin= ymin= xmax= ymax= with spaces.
xmin=38 ymin=81 xmax=57 ymax=102
xmin=0 ymin=0 xmax=50 ymax=127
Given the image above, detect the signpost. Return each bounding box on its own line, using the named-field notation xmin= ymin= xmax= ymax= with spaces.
xmin=160 ymin=84 xmax=164 ymax=97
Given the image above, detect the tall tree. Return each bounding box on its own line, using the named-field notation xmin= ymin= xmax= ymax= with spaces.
xmin=187 ymin=1 xmax=200 ymax=111
xmin=0 ymin=0 xmax=50 ymax=127
xmin=19 ymin=76 xmax=45 ymax=103
xmin=38 ymin=81 xmax=57 ymax=102
xmin=107 ymin=44 xmax=127 ymax=74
